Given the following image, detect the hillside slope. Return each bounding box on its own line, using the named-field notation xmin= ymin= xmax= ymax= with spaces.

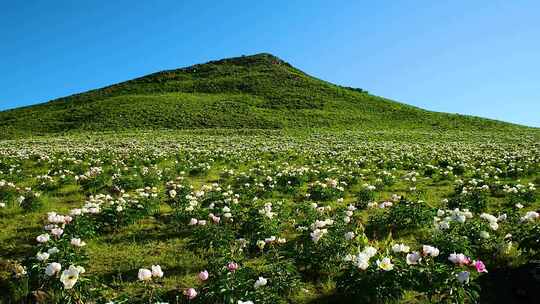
xmin=0 ymin=53 xmax=532 ymax=139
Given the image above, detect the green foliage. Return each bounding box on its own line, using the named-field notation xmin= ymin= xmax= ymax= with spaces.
xmin=447 ymin=188 xmax=488 ymax=213
xmin=366 ymin=199 xmax=435 ymax=237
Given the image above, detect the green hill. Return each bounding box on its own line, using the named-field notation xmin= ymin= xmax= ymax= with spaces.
xmin=0 ymin=53 xmax=532 ymax=139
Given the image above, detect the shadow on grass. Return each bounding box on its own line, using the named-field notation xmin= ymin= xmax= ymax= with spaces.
xmin=0 ymin=225 xmax=43 ymax=259
xmin=93 ymin=212 xmax=193 ymax=244
xmin=307 ymin=294 xmax=374 ymax=304
xmin=479 ymin=261 xmax=540 ymax=304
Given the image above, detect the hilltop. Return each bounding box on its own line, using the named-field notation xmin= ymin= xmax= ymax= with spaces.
xmin=0 ymin=53 xmax=533 ymax=139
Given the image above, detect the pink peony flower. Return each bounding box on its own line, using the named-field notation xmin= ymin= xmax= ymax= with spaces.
xmin=198 ymin=270 xmax=209 ymax=281
xmin=473 ymin=260 xmax=488 ymax=273
xmin=51 ymin=228 xmax=64 ymax=237
xmin=210 ymin=214 xmax=221 ymax=223
xmin=227 ymin=262 xmax=239 ymax=272
xmin=184 ymin=288 xmax=197 ymax=300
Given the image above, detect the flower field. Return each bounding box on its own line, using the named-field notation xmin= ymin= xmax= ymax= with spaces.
xmin=0 ymin=130 xmax=538 ymax=303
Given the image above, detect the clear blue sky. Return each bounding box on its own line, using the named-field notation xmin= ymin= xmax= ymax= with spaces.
xmin=1 ymin=0 xmax=539 ymax=127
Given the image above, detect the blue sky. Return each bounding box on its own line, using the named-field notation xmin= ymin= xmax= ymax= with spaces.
xmin=1 ymin=0 xmax=539 ymax=127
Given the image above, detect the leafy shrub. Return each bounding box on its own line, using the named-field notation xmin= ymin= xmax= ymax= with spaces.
xmin=446 ymin=190 xmax=488 ymax=213
xmin=366 ymin=199 xmax=435 ymax=237
xmin=307 ymin=179 xmax=344 ymax=201
xmin=18 ymin=189 xmax=43 ymax=212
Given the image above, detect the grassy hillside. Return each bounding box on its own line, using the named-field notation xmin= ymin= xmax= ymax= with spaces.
xmin=0 ymin=53 xmax=532 ymax=139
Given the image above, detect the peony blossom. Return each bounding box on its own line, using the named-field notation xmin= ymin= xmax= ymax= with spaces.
xmin=406 ymin=252 xmax=422 ymax=265
xmin=473 ymin=260 xmax=488 ymax=273
xmin=448 ymin=253 xmax=470 ymax=266
xmin=184 ymin=288 xmax=197 ymax=300
xmin=151 ymin=265 xmax=164 ymax=278
xmin=363 ymin=246 xmax=377 ymax=258
xmin=45 ymin=262 xmax=62 ymax=276
xmin=254 ymin=276 xmax=268 ymax=288
xmin=51 ymin=228 xmax=64 ymax=237
xmin=70 ymin=238 xmax=86 ymax=247
xmin=376 ymin=257 xmax=394 ymax=271
xmin=198 ymin=270 xmax=209 ymax=281
xmin=138 ymin=268 xmax=152 ymax=281
xmin=422 ymin=245 xmax=440 ymax=257
xmin=355 ymin=252 xmax=371 ymax=270
xmin=344 ymin=232 xmax=355 ymax=240
xmin=392 ymin=243 xmax=410 ymax=253
xmin=310 ymin=228 xmax=328 ymax=243
xmin=60 ymin=265 xmax=81 ymax=289
xmin=36 ymin=252 xmax=50 ymax=262
xmin=521 ymin=211 xmax=539 ymax=222
xmin=227 ymin=262 xmax=239 ymax=272
xmin=36 ymin=234 xmax=50 ymax=243
xmin=13 ymin=264 xmax=26 ymax=278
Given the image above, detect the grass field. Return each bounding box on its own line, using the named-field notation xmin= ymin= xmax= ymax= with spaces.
xmin=0 ymin=129 xmax=538 ymax=303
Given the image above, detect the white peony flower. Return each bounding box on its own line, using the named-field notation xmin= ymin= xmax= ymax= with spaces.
xmin=36 ymin=234 xmax=50 ymax=243
xmin=344 ymin=232 xmax=355 ymax=240
xmin=70 ymin=238 xmax=86 ymax=247
xmin=254 ymin=276 xmax=268 ymax=288
xmin=448 ymin=253 xmax=470 ymax=265
xmin=357 ymin=259 xmax=370 ymax=270
xmin=422 ymin=245 xmax=440 ymax=257
xmin=355 ymin=252 xmax=371 ymax=270
xmin=51 ymin=228 xmax=64 ymax=237
xmin=45 ymin=262 xmax=62 ymax=276
xmin=36 ymin=252 xmax=50 ymax=262
xmin=363 ymin=246 xmax=377 ymax=258
xmin=151 ymin=265 xmax=164 ymax=278
xmin=521 ymin=211 xmax=539 ymax=222
xmin=406 ymin=252 xmax=422 ymax=265
xmin=138 ymin=268 xmax=152 ymax=281
xmin=310 ymin=228 xmax=328 ymax=243
xmin=376 ymin=257 xmax=394 ymax=271
xmin=392 ymin=243 xmax=410 ymax=253
xmin=60 ymin=265 xmax=81 ymax=289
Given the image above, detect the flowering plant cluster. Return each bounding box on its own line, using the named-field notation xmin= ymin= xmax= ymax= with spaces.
xmin=0 ymin=131 xmax=538 ymax=303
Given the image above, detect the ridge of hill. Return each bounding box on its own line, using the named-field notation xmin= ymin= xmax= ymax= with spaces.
xmin=0 ymin=53 xmax=533 ymax=139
